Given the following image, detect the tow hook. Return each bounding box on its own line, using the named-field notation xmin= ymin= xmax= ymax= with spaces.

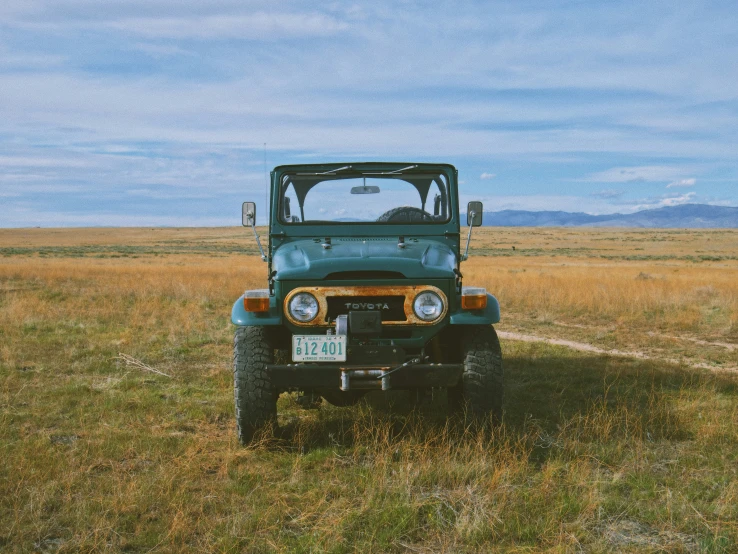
xmin=376 ymin=356 xmax=428 ymax=390
xmin=296 ymin=391 xmax=322 ymax=409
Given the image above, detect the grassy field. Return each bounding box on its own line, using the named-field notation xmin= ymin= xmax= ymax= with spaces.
xmin=1 ymin=226 xmax=737 ymax=553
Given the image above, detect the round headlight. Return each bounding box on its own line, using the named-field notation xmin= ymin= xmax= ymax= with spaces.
xmin=413 ymin=291 xmax=444 ymax=321
xmin=289 ymin=292 xmax=319 ymax=322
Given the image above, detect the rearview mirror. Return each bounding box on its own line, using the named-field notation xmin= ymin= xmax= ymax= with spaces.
xmin=350 ymin=185 xmax=380 ymax=194
xmin=467 ymin=201 xmax=483 ymax=227
xmin=242 ymin=202 xmax=256 ymax=227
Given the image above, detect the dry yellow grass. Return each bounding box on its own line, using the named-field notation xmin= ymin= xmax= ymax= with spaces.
xmin=463 ymin=228 xmax=738 ymax=369
xmin=1 ymin=226 xmax=737 ymax=552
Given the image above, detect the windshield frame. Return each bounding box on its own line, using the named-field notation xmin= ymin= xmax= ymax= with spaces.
xmin=276 ymin=170 xmax=453 ymax=227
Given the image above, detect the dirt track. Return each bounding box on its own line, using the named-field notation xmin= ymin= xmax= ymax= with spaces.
xmin=498 ymin=331 xmax=738 ymax=373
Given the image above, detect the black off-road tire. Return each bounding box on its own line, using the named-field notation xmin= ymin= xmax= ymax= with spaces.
xmin=234 ymin=326 xmax=278 ymax=444
xmin=448 ymin=325 xmax=503 ymax=422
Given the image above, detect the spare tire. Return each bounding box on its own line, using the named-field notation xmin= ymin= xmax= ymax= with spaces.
xmin=376 ymin=206 xmax=431 ymax=223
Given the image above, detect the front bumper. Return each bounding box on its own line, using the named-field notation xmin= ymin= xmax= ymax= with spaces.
xmin=269 ymin=363 xmax=463 ymax=390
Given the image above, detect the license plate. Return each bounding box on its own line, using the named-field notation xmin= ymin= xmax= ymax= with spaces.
xmin=292 ymin=335 xmax=347 ymax=362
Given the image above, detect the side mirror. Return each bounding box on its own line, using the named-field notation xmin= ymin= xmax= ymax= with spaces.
xmin=283 ymin=197 xmax=291 ymax=219
xmin=461 ymin=201 xmax=483 ymax=261
xmin=241 ymin=201 xmax=267 ymax=261
xmin=242 ymin=202 xmax=256 ymax=227
xmin=467 ymin=201 xmax=483 ymax=227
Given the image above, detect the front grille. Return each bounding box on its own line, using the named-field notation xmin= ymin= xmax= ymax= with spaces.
xmin=326 ymin=296 xmax=406 ymax=322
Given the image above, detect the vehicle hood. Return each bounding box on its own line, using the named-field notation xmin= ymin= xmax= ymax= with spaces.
xmin=272 ymin=237 xmax=457 ymax=280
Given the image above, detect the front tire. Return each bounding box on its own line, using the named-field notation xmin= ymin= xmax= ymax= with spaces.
xmin=234 ymin=326 xmax=278 ymax=444
xmin=449 ymin=325 xmax=503 ymax=422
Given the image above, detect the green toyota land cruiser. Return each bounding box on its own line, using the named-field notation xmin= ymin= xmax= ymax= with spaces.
xmin=232 ymin=162 xmax=502 ymax=443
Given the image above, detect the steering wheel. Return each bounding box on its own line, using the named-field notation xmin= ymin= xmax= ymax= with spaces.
xmin=376 ymin=206 xmax=432 ymax=223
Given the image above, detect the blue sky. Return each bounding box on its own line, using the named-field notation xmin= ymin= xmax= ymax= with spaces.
xmin=1 ymin=0 xmax=737 ymax=226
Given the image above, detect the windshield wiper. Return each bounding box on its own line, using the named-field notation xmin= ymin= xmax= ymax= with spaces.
xmin=295 ymin=165 xmax=353 ymax=176
xmin=364 ymin=165 xmax=418 ymax=175
xmin=386 ymin=164 xmax=418 ymax=174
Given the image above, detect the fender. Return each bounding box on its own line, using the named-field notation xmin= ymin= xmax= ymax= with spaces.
xmin=231 ymin=295 xmax=282 ymax=326
xmin=449 ymin=293 xmax=500 ymax=325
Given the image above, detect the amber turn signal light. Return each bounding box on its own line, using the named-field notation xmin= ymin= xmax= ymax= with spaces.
xmin=461 ymin=287 xmax=487 ymax=310
xmin=244 ymin=289 xmax=270 ymax=312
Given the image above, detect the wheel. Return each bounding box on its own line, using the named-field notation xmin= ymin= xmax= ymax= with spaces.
xmin=376 ymin=206 xmax=431 ymax=222
xmin=233 ymin=326 xmax=278 ymax=444
xmin=448 ymin=325 xmax=503 ymax=422
xmin=320 ymin=389 xmax=366 ymax=407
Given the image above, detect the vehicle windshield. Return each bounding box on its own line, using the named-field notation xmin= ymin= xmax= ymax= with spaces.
xmin=279 ymin=172 xmax=451 ymax=224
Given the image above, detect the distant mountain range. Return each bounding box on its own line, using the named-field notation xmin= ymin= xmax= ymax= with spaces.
xmin=482 ymin=204 xmax=738 ymax=228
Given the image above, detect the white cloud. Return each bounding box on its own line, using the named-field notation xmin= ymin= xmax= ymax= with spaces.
xmin=1 ymin=209 xmax=236 ymax=228
xmin=627 ymin=192 xmax=698 ymax=212
xmin=459 ymin=194 xmax=618 ymax=215
xmin=128 ymin=42 xmax=193 ymax=58
xmin=462 ymin=191 xmax=720 ymax=216
xmin=108 ymin=12 xmax=350 ymax=40
xmin=125 ymin=188 xmax=212 ymax=199
xmin=2 ymin=69 xmax=738 ymax=161
xmin=590 ymin=189 xmax=624 ymax=199
xmin=0 ymin=155 xmax=96 ymax=169
xmin=666 ymin=178 xmax=696 ymax=188
xmin=0 ymin=51 xmax=66 ymax=69
xmin=480 ymin=172 xmax=496 ymax=180
xmin=586 ymin=166 xmax=688 ymax=183
xmin=659 ymin=192 xmax=697 ymax=206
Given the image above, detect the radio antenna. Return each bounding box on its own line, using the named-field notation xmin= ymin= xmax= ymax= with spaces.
xmin=263 ymin=143 xmax=268 ymax=224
